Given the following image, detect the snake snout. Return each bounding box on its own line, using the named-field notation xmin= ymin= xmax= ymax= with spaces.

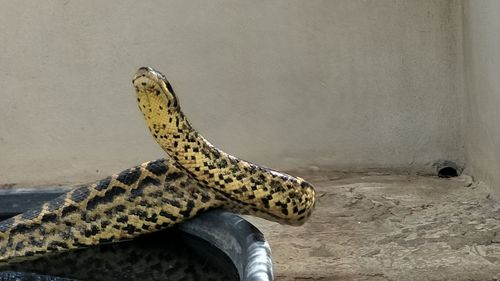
xmin=133 ymin=67 xmax=154 ymax=83
xmin=138 ymin=66 xmax=153 ymax=72
xmin=133 ymin=67 xmax=171 ymax=92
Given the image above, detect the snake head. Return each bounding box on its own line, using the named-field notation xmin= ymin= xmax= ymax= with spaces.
xmin=133 ymin=67 xmax=189 ymax=138
xmin=133 ymin=67 xmax=180 ymax=110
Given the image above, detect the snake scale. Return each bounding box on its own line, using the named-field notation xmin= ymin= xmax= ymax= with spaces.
xmin=0 ymin=67 xmax=316 ymax=263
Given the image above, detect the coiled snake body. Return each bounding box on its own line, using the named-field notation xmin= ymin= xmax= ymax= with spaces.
xmin=0 ymin=67 xmax=315 ymax=262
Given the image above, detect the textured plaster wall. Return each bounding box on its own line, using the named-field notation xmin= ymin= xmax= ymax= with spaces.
xmin=0 ymin=1 xmax=464 ymax=186
xmin=463 ymin=1 xmax=500 ymax=198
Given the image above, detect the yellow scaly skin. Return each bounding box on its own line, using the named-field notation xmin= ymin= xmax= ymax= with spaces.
xmin=0 ymin=66 xmax=316 ymax=263
xmin=0 ymin=160 xmax=224 ymax=262
xmin=133 ymin=67 xmax=316 ymax=225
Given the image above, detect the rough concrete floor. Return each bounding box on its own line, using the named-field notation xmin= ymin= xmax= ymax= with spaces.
xmin=247 ymin=171 xmax=500 ymax=281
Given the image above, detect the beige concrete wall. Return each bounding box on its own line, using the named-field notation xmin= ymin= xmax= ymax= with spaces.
xmin=0 ymin=1 xmax=464 ymax=186
xmin=463 ymin=1 xmax=500 ymax=198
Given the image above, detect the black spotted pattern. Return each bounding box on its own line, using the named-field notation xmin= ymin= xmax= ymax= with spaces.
xmin=9 ymin=223 xmax=37 ymax=235
xmin=71 ymin=186 xmax=90 ymax=203
xmin=0 ymin=218 xmax=14 ymax=233
xmin=61 ymin=205 xmax=79 ymax=217
xmin=138 ymin=176 xmax=160 ymax=189
xmin=146 ymin=160 xmax=168 ymax=176
xmin=87 ymin=186 xmax=127 ymax=210
xmin=41 ymin=214 xmax=57 ymax=223
xmin=95 ymin=176 xmax=112 ymax=191
xmin=47 ymin=196 xmax=66 ymax=212
xmin=116 ymin=168 xmax=141 ymax=185
xmin=159 ymin=210 xmax=177 ymax=221
xmin=179 ymin=200 xmax=195 ymax=218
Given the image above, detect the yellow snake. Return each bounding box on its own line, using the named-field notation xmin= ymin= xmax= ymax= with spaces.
xmin=0 ymin=67 xmax=315 ymax=263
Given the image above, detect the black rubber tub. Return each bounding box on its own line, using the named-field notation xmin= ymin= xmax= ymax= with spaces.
xmin=0 ymin=188 xmax=274 ymax=281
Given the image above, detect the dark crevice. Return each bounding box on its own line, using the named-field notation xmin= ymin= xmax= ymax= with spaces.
xmin=438 ymin=167 xmax=458 ymax=178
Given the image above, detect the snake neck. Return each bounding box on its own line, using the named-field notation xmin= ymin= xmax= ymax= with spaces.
xmin=134 ymin=68 xmax=315 ymax=225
